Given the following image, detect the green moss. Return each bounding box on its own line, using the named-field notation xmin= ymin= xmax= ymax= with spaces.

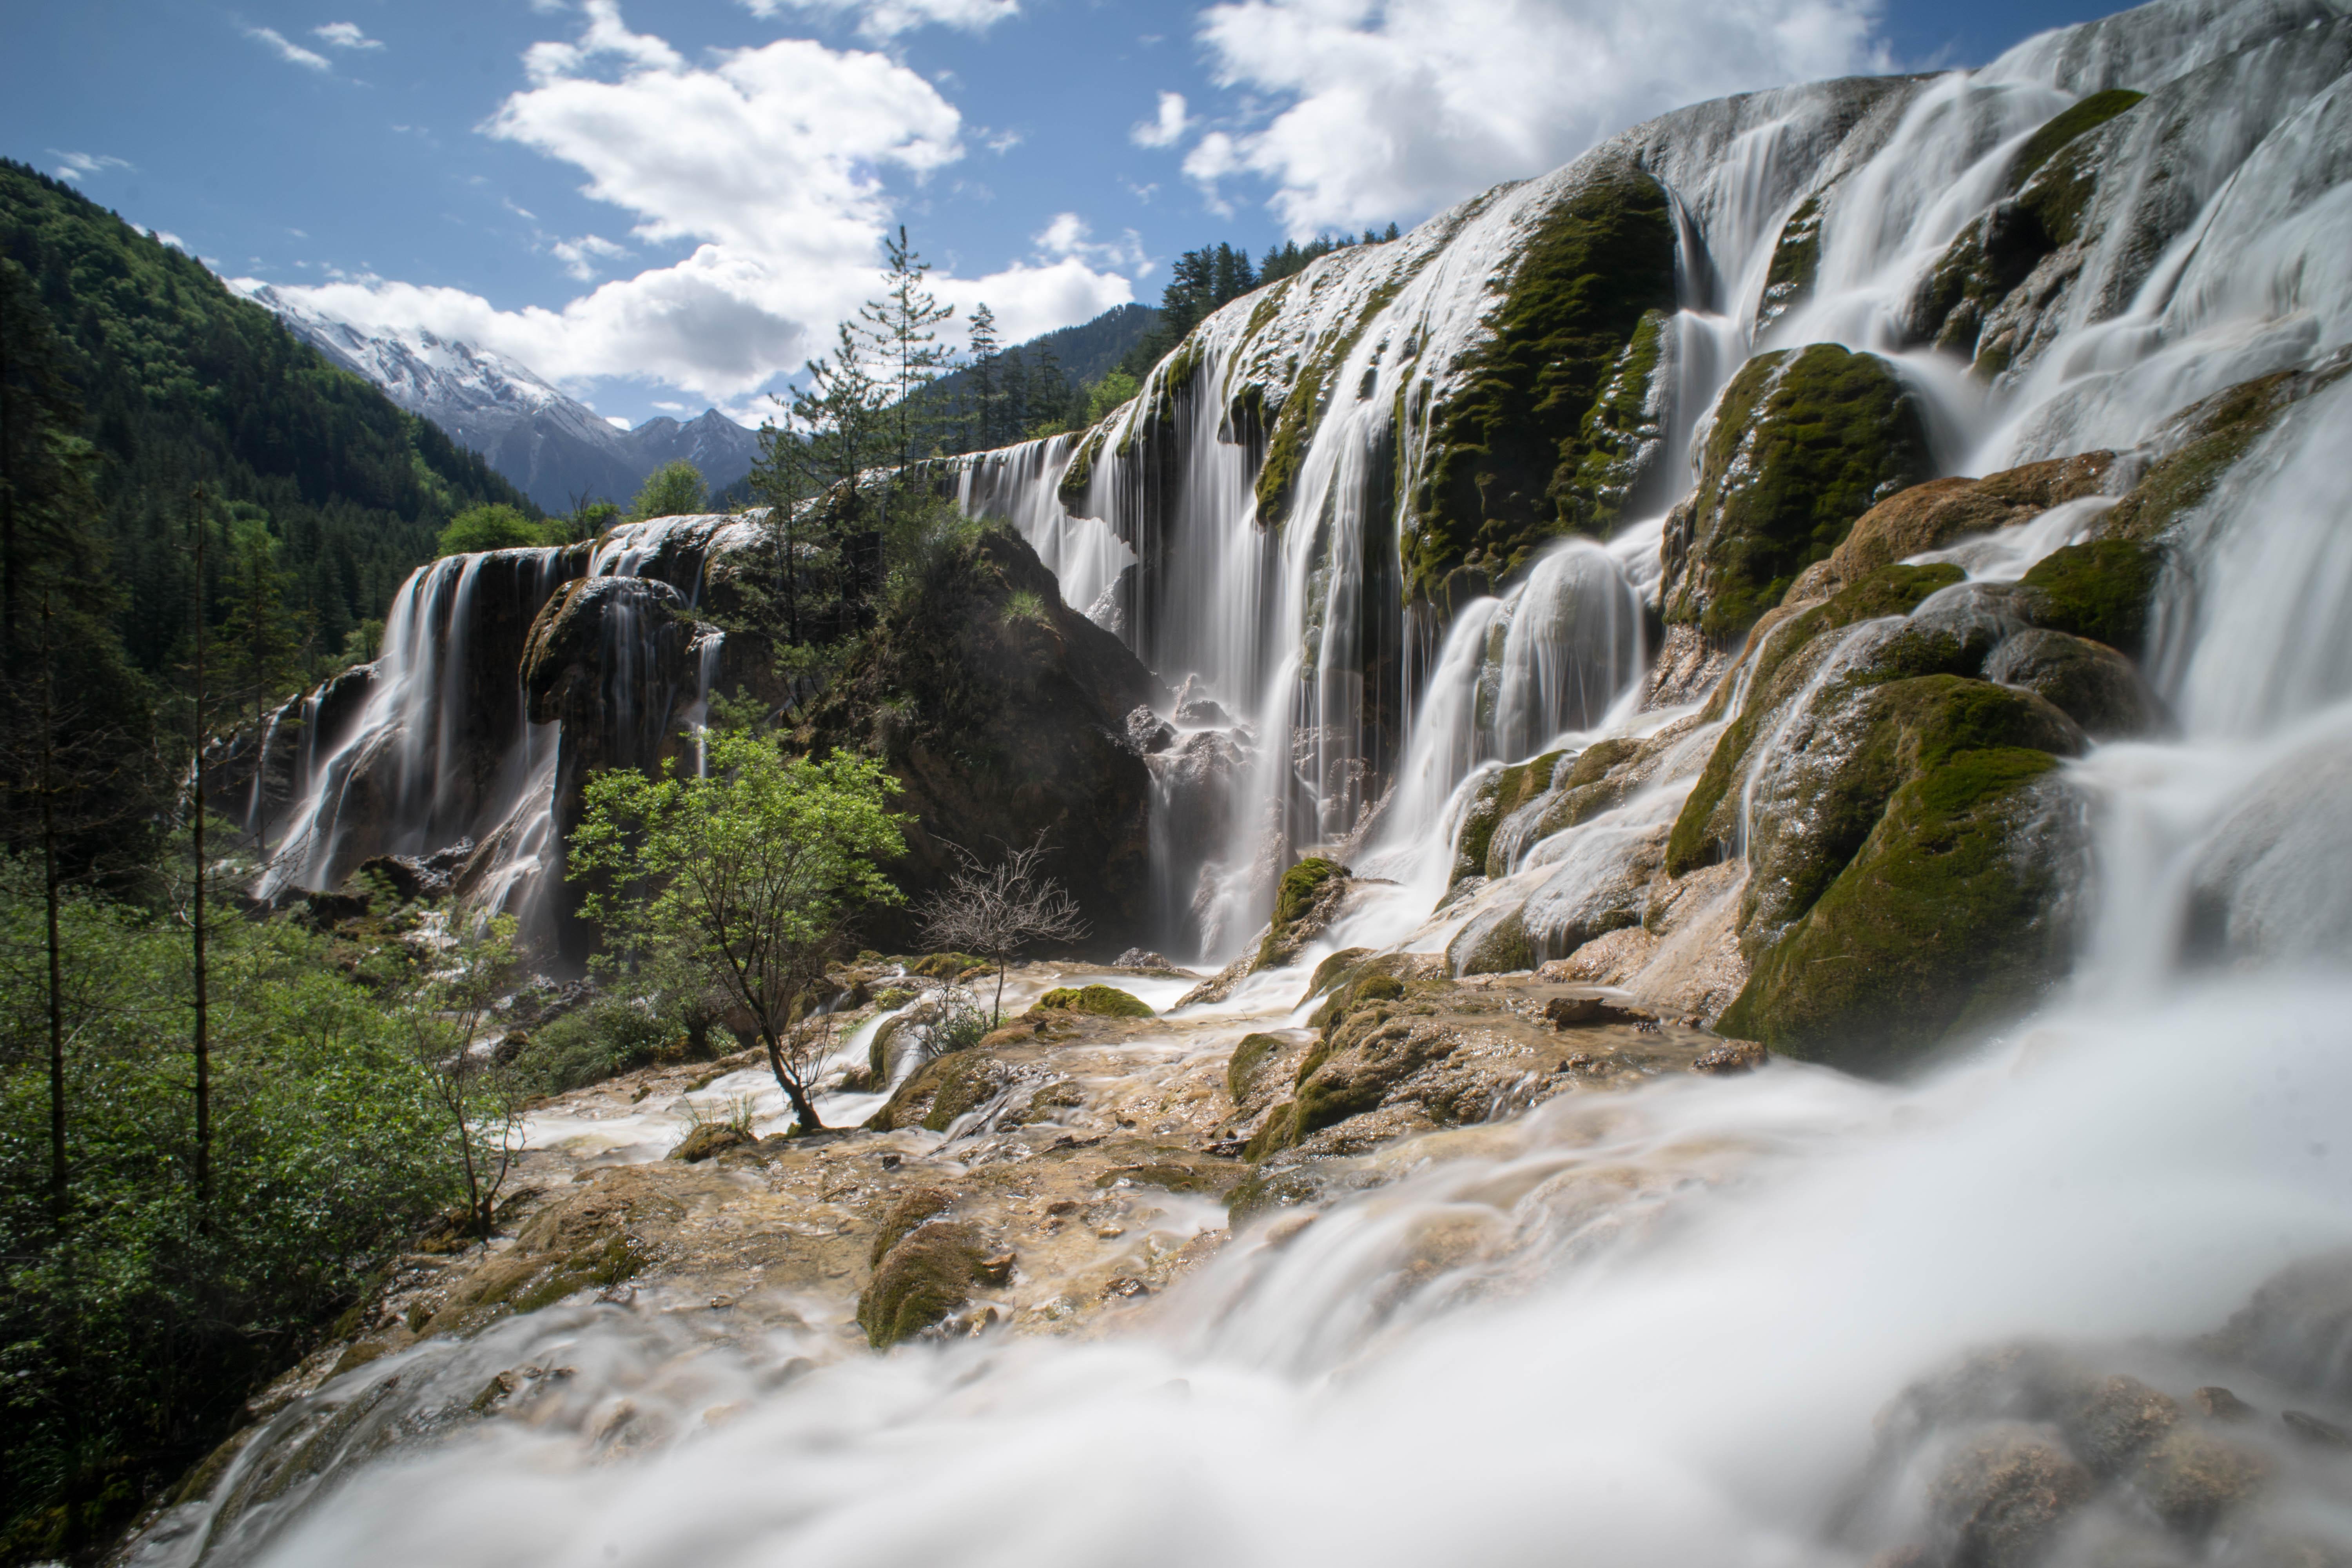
xmin=505 ymin=1234 xmax=645 ymax=1316
xmin=1228 ymin=1032 xmax=1290 ymax=1102
xmin=857 ymin=1220 xmax=986 ymax=1348
xmin=1301 ymin=946 xmax=1374 ymax=1002
xmin=1032 ymin=984 xmax=1153 ymax=1018
xmin=864 ymin=1048 xmax=1009 ymax=1133
xmin=1290 ymin=1008 xmax=1449 ymax=1141
xmin=2017 ymin=539 xmax=2163 ymax=657
xmin=2010 ymin=90 xmax=2145 ymax=191
xmin=1057 ymin=426 xmax=1108 ymax=511
xmin=1450 ymin=907 xmax=1533 ymax=975
xmin=1664 ymin=563 xmax=1964 ymax=874
xmin=1553 ymin=309 xmax=1672 ymax=537
xmin=909 ymin=951 xmax=989 ymax=979
xmin=1240 ymin=1105 xmax=1300 ymax=1163
xmin=869 ymin=1187 xmax=959 ymax=1266
xmin=1718 ymin=743 xmax=2072 ymax=1074
xmin=1258 ymin=857 xmax=1345 ymax=967
xmin=1754 ymin=193 xmax=1826 ymax=332
xmin=1665 ymin=344 xmax=1934 ymax=641
xmin=1407 ymin=161 xmax=1679 ymax=598
xmin=2102 ymin=363 xmax=2352 ymax=543
xmin=2017 ymin=135 xmax=2105 ymax=250
xmin=1241 ymin=280 xmax=1293 ymax=351
xmin=1447 ymin=751 xmax=1568 ymax=888
xmin=1254 ymin=274 xmax=1406 ymax=530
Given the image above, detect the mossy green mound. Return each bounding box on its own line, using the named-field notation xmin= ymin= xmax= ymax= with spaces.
xmin=1447 ymin=906 xmax=1533 ymax=975
xmin=1663 ymin=343 xmax=1933 ymax=642
xmin=1755 ymin=193 xmax=1826 ymax=332
xmin=1986 ymin=628 xmax=2156 ymax=738
xmin=1227 ymin=1033 xmax=1291 ymax=1103
xmin=858 ymin=1220 xmax=986 ymax=1348
xmin=868 ymin=1187 xmax=959 ymax=1267
xmin=1448 ymin=751 xmax=1569 ymax=888
xmin=908 ymin=951 xmax=989 ymax=980
xmin=1719 ymin=743 xmax=2079 ymax=1075
xmin=1406 ymin=159 xmax=1679 ymax=600
xmin=2013 ymin=90 xmax=2146 ymax=189
xmin=864 ymin=1048 xmax=1012 ymax=1133
xmin=1032 ymin=984 xmax=1153 ymax=1018
xmin=2103 ymin=361 xmax=2352 ymax=542
xmin=1716 ymin=675 xmax=2089 ymax=1073
xmin=1257 ymin=857 xmax=1348 ymax=967
xmin=2016 ymin=539 xmax=2163 ymax=657
xmin=1667 ymin=562 xmax=1966 ymax=875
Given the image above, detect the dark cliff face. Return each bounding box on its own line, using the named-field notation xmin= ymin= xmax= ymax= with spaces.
xmin=795 ymin=526 xmax=1169 ymax=956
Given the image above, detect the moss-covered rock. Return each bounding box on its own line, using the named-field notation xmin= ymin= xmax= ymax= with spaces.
xmin=1447 ymin=905 xmax=1532 ymax=975
xmin=1031 ymin=984 xmax=1153 ymax=1018
xmin=1291 ymin=1014 xmax=1458 ymax=1145
xmin=1406 ymin=159 xmax=1679 ymax=599
xmin=668 ymin=1124 xmax=750 ymax=1163
xmin=1754 ymin=193 xmax=1826 ymax=334
xmin=2014 ymin=538 xmax=2163 ymax=658
xmin=1793 ymin=452 xmax=2116 ymax=599
xmin=858 ymin=1220 xmax=987 ymax=1348
xmin=869 ymin=1187 xmax=960 ymax=1267
xmin=1661 ymin=343 xmax=1934 ymax=642
xmin=2013 ymin=90 xmax=2148 ymax=189
xmin=1256 ymin=857 xmax=1351 ymax=969
xmin=1552 ymin=308 xmax=1674 ymax=538
xmin=908 ymin=951 xmax=989 ymax=979
xmin=2104 ymin=360 xmax=2352 ymax=542
xmin=1718 ymin=678 xmax=2088 ymax=1073
xmin=1985 ymin=628 xmax=2156 ymax=738
xmin=1666 ymin=562 xmax=1967 ymax=876
xmin=864 ymin=1048 xmax=1013 ymax=1133
xmin=1227 ymin=1032 xmax=1291 ymax=1103
xmin=1447 ymin=751 xmax=1568 ymax=889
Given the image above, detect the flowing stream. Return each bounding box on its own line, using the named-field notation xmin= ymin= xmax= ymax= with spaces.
xmin=165 ymin=2 xmax=2352 ymax=1561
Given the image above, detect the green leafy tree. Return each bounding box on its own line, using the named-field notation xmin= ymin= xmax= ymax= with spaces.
xmin=1087 ymin=367 xmax=1141 ymax=425
xmin=569 ymin=731 xmax=906 ymax=1132
xmin=436 ymin=503 xmax=543 ymax=555
xmin=628 ymin=460 xmax=708 ymax=521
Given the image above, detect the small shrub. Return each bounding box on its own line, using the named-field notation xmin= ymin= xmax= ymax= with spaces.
xmin=511 ymin=998 xmax=686 ymax=1095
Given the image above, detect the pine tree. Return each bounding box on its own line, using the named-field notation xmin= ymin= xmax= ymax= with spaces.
xmin=856 ymin=226 xmax=956 ymax=479
xmin=965 ymin=302 xmax=1003 ymax=452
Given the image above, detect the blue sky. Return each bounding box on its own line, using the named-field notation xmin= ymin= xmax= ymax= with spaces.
xmin=5 ymin=0 xmax=2118 ymax=428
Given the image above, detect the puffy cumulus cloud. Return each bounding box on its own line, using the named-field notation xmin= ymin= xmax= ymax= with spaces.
xmin=1187 ymin=0 xmax=1889 ymax=234
xmin=738 ymin=0 xmax=1020 ymax=40
xmin=245 ymin=25 xmax=330 ymax=71
xmin=260 ymin=1 xmax=1131 ymax=403
xmin=1131 ymin=90 xmax=1191 ymax=149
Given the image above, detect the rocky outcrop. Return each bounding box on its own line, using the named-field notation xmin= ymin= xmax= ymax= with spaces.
xmin=795 ymin=526 xmax=1167 ymax=955
xmin=1662 ymin=343 xmax=1935 ymax=644
xmin=1407 ymin=156 xmax=1681 ymax=603
xmin=1788 ymin=452 xmax=2117 ymax=601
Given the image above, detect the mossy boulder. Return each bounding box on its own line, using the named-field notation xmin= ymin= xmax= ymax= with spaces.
xmin=869 ymin=1186 xmax=960 ymax=1267
xmin=1031 ymin=984 xmax=1153 ymax=1018
xmin=864 ymin=1049 xmax=1013 ymax=1133
xmin=2104 ymin=360 xmax=2352 ymax=542
xmin=1227 ymin=1032 xmax=1292 ymax=1103
xmin=2014 ymin=538 xmax=2163 ymax=658
xmin=908 ymin=951 xmax=989 ymax=980
xmin=1661 ymin=343 xmax=1934 ymax=642
xmin=1985 ymin=628 xmax=2156 ymax=738
xmin=1793 ymin=452 xmax=2116 ymax=600
xmin=1406 ymin=158 xmax=1680 ymax=600
xmin=1448 ymin=751 xmax=1569 ymax=888
xmin=858 ymin=1220 xmax=987 ymax=1348
xmin=1666 ymin=562 xmax=1968 ymax=876
xmin=1256 ymin=857 xmax=1351 ymax=969
xmin=1447 ymin=904 xmax=1533 ymax=975
xmin=1718 ymin=678 xmax=2089 ymax=1074
xmin=668 ymin=1124 xmax=750 ymax=1163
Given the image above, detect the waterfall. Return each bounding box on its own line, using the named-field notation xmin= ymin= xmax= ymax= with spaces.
xmin=142 ymin=10 xmax=2352 ymax=1562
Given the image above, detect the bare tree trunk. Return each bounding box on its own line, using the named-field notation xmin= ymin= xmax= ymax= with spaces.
xmin=761 ymin=1027 xmax=825 ymax=1132
xmin=993 ymin=956 xmax=1007 ymax=1027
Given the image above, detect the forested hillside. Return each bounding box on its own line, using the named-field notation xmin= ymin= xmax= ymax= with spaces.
xmin=0 ymin=160 xmax=533 ymax=675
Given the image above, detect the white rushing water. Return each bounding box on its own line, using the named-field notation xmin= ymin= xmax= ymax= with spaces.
xmin=161 ymin=2 xmax=2352 ymax=1561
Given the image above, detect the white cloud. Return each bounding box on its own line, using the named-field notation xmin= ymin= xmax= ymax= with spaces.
xmin=259 ymin=1 xmax=1130 ymax=402
xmin=313 ymin=22 xmax=384 ymax=50
xmin=1032 ymin=212 xmax=1151 ymax=276
xmin=1188 ymin=0 xmax=1889 ymax=234
xmin=1131 ymin=90 xmax=1191 ymax=149
xmin=50 ymin=150 xmax=132 ymax=181
xmin=245 ymin=25 xmax=332 ymax=71
xmin=548 ymin=232 xmax=631 ymax=279
xmin=737 ymin=0 xmax=1020 ymax=40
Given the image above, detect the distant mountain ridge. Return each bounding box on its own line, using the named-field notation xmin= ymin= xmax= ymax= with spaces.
xmin=240 ymin=286 xmax=760 ymax=512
